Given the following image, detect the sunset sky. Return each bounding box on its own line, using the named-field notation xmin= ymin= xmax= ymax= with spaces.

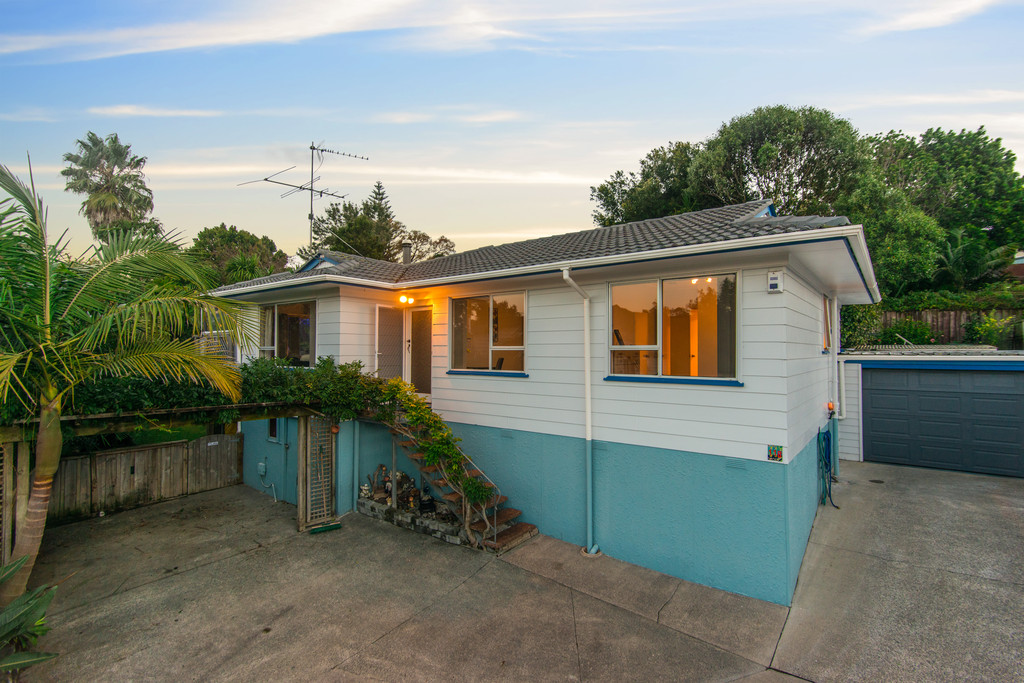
xmin=2 ymin=1 xmax=1022 ymax=258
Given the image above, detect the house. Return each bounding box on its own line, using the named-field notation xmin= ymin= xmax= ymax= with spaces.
xmin=216 ymin=199 xmax=880 ymax=605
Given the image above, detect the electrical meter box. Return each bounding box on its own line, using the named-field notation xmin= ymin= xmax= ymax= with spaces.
xmin=767 ymin=270 xmax=784 ymax=293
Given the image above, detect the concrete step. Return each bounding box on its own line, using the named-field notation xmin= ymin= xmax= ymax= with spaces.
xmin=469 ymin=507 xmax=522 ymax=532
xmin=482 ymin=523 xmax=538 ymax=554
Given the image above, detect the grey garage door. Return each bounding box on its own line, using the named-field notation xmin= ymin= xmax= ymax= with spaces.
xmin=863 ymin=368 xmax=1024 ymax=477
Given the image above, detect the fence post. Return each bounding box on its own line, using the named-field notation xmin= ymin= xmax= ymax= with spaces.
xmin=2 ymin=443 xmax=13 ymax=564
xmin=15 ymin=442 xmax=29 ymax=539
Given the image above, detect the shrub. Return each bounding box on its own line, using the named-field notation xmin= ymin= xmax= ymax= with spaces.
xmin=964 ymin=311 xmax=1017 ymax=347
xmin=878 ymin=318 xmax=939 ymax=345
xmin=840 ymin=304 xmax=882 ymax=348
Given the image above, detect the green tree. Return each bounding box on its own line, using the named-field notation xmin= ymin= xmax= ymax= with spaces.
xmin=837 ymin=172 xmax=945 ymax=296
xmin=590 ymin=142 xmax=718 ymax=226
xmin=691 ymin=105 xmax=868 ymax=216
xmin=869 ymin=127 xmax=1024 ymax=247
xmin=932 ymin=228 xmax=1016 ymax=291
xmin=225 ymin=253 xmax=272 ymax=282
xmin=300 ymin=182 xmax=455 ymax=262
xmin=60 ymin=132 xmax=155 ymax=241
xmin=188 ymin=223 xmax=288 ymax=286
xmin=0 ymin=162 xmax=253 ymax=603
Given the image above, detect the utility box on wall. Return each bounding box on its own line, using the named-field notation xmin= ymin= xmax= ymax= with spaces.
xmin=767 ymin=270 xmax=784 ymax=293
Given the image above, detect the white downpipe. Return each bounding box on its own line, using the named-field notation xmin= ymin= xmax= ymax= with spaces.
xmin=562 ymin=268 xmax=598 ymax=555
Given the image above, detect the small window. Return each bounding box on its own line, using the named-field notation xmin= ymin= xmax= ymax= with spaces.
xmin=259 ymin=302 xmax=316 ymax=367
xmin=611 ymin=274 xmax=736 ymax=378
xmin=451 ymin=293 xmax=525 ymax=372
xmin=267 ymin=418 xmax=278 ymax=440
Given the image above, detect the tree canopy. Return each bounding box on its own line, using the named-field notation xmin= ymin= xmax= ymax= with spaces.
xmin=61 ymin=132 xmax=155 ymax=242
xmin=591 ymin=106 xmax=1024 ymax=297
xmin=299 ymin=182 xmax=455 ymax=263
xmin=188 ymin=223 xmax=288 ymax=286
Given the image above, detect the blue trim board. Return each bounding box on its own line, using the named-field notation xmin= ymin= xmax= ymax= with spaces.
xmin=844 ymin=360 xmax=1024 ymax=371
xmin=604 ymin=375 xmax=743 ymax=387
xmin=446 ymin=370 xmax=530 ymax=378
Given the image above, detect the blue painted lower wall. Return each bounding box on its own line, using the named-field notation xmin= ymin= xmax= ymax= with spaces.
xmin=241 ymin=417 xmax=823 ymax=605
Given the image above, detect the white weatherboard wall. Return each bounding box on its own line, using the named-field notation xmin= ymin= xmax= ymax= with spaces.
xmin=783 ymin=270 xmax=831 ymax=458
xmin=838 ymin=361 xmax=863 ymax=461
xmin=426 ymin=264 xmax=828 ymax=462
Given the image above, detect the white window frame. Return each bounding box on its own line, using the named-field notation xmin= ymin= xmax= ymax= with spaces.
xmin=449 ymin=291 xmax=527 ymax=373
xmin=608 ymin=272 xmax=738 ymax=380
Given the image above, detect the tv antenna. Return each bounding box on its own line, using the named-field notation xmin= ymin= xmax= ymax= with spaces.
xmin=239 ymin=142 xmax=369 ymax=246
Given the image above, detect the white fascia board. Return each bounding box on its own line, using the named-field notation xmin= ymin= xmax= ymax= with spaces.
xmin=840 ymin=354 xmax=1023 ymax=362
xmin=219 ymin=225 xmax=878 ymax=298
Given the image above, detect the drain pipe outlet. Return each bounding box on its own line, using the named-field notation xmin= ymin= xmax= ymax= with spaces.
xmin=562 ymin=268 xmax=599 ymax=555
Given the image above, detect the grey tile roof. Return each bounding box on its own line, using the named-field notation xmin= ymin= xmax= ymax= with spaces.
xmin=215 ymin=200 xmax=853 ymax=293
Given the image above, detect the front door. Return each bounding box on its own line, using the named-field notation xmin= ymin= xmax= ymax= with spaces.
xmin=408 ymin=307 xmax=432 ymax=395
xmin=376 ymin=304 xmax=431 ymax=396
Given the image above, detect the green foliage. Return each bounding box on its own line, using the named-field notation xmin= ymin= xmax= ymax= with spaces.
xmin=298 ymin=182 xmax=455 ymax=262
xmin=0 ymin=556 xmax=57 ymax=676
xmin=589 ymin=141 xmax=717 ymax=227
xmin=61 ymin=132 xmax=154 ymax=241
xmin=691 ymin=105 xmax=868 ymax=216
xmin=870 ymin=127 xmax=1024 ymax=247
xmin=840 ymin=304 xmax=882 ymax=348
xmin=187 ymin=223 xmax=288 ymax=287
xmin=837 ymin=171 xmax=944 ymax=295
xmin=963 ymin=312 xmax=1016 ymax=347
xmin=880 ymin=283 xmax=1024 ymax=311
xmin=932 ymin=228 xmax=1016 ymax=291
xmin=878 ymin=318 xmax=940 ymax=345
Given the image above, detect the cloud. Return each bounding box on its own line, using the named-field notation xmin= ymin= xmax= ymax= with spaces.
xmin=858 ymin=0 xmax=1005 ymax=35
xmin=0 ymin=107 xmax=57 ymax=122
xmin=87 ymin=104 xmax=224 ymax=117
xmin=836 ymin=89 xmax=1024 ymax=110
xmin=0 ymin=1 xmax=1011 ymax=62
xmin=373 ymin=108 xmax=525 ymax=124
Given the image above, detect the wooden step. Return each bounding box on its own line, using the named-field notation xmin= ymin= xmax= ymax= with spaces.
xmin=442 ymin=491 xmax=505 ymax=508
xmin=406 ymin=451 xmax=425 ymax=461
xmin=482 ymin=523 xmax=538 ymax=553
xmin=434 ymin=471 xmax=484 ymax=488
xmin=440 ymin=483 xmax=494 ymax=502
xmin=469 ymin=507 xmax=522 ymax=532
xmin=420 ymin=464 xmax=442 ymax=474
xmin=398 ymin=440 xmax=417 ymax=449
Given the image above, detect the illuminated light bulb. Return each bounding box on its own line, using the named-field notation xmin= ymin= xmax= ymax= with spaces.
xmin=827 ymin=401 xmax=835 ymax=411
xmin=707 ymin=277 xmax=712 ymax=282
xmin=691 ymin=278 xmax=698 ymax=284
xmin=399 ymin=295 xmax=408 ymax=303
xmin=408 ymin=298 xmax=415 ymax=304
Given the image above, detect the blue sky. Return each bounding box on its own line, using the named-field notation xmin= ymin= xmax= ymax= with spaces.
xmin=2 ymin=1 xmax=1023 ymax=258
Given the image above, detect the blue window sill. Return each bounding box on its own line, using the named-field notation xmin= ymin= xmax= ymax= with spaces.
xmin=447 ymin=370 xmax=529 ymax=378
xmin=604 ymin=375 xmax=743 ymax=387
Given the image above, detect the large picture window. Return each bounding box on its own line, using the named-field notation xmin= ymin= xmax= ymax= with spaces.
xmin=610 ymin=274 xmax=736 ymax=378
xmin=259 ymin=302 xmax=316 ymax=367
xmin=450 ymin=293 xmax=525 ymax=372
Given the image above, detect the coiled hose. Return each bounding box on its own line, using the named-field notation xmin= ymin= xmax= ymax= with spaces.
xmin=818 ymin=427 xmax=839 ymax=509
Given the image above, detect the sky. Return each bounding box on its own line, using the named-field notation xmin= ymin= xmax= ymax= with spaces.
xmin=2 ymin=0 xmax=1023 ymax=259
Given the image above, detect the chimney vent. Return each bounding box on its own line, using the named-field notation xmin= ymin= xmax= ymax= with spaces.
xmin=401 ymin=241 xmax=413 ymax=264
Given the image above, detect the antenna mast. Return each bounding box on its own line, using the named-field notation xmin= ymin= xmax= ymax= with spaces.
xmin=239 ymin=142 xmax=369 ymax=246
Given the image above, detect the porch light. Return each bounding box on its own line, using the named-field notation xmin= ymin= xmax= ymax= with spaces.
xmin=691 ymin=278 xmax=698 ymax=284
xmin=399 ymin=295 xmax=415 ymax=304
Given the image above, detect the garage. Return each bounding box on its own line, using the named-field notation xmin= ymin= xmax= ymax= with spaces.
xmin=857 ymin=363 xmax=1024 ymax=477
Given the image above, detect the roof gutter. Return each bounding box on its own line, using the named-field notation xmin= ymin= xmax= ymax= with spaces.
xmin=218 ymin=225 xmax=880 ymax=301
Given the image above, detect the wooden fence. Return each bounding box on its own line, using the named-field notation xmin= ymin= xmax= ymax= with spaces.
xmin=880 ymin=309 xmax=1022 ymax=345
xmin=47 ymin=433 xmax=243 ymax=524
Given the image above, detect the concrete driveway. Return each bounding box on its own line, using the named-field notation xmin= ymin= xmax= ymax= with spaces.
xmin=26 ymin=461 xmax=1024 ymax=681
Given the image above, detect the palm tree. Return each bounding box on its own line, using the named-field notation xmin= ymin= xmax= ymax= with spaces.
xmin=0 ymin=161 xmax=254 ymax=603
xmin=932 ymin=228 xmax=1016 ymax=291
xmin=224 ymin=253 xmax=272 ymax=284
xmin=60 ymin=132 xmax=155 ymax=241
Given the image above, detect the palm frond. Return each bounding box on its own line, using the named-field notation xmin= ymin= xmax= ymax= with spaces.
xmin=83 ymin=339 xmax=242 ymax=401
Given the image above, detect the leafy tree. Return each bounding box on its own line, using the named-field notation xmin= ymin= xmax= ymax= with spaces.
xmin=932 ymin=227 xmax=1016 ymax=291
xmin=837 ymin=172 xmax=945 ymax=296
xmin=188 ymin=223 xmax=287 ymax=286
xmin=60 ymin=132 xmax=154 ymax=241
xmin=690 ymin=105 xmax=868 ymax=216
xmin=0 ymin=162 xmax=253 ymax=604
xmin=869 ymin=127 xmax=1024 ymax=246
xmin=590 ymin=142 xmax=717 ymax=226
xmin=300 ymin=182 xmax=455 ymax=262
